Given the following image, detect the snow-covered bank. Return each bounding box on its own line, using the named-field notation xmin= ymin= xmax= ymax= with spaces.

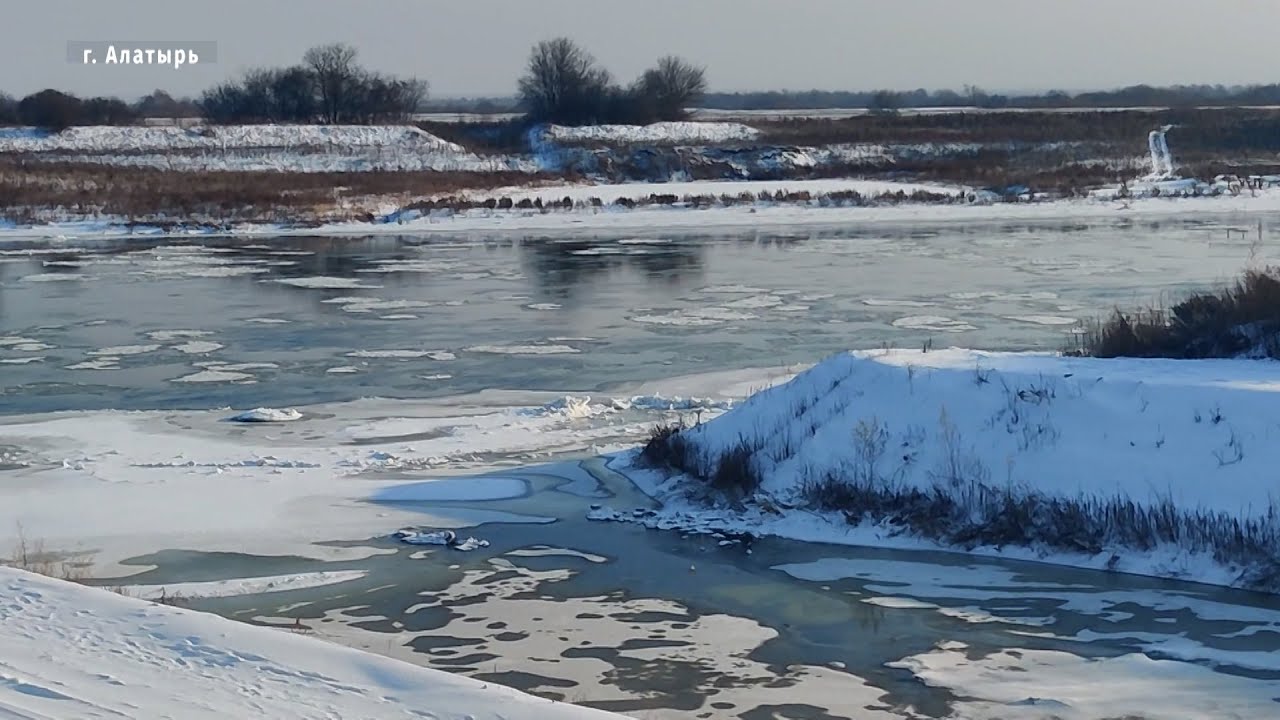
xmin=5 ymin=180 xmax=1280 ymax=241
xmin=0 ymin=125 xmax=466 ymax=154
xmin=609 ymin=349 xmax=1280 ymax=591
xmin=0 ymin=379 xmax=772 ymax=575
xmin=0 ymin=124 xmax=534 ymax=173
xmin=0 ymin=567 xmax=625 ymax=719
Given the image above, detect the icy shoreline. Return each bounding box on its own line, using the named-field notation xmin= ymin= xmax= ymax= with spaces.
xmin=595 ymin=349 xmax=1280 ymax=593
xmin=4 ymin=177 xmax=1280 ymax=242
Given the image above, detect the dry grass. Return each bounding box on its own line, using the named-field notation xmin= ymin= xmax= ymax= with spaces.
xmin=1071 ymin=265 xmax=1280 ymax=359
xmin=0 ymin=159 xmax=552 ymax=226
xmin=2 ymin=523 xmax=92 ymax=582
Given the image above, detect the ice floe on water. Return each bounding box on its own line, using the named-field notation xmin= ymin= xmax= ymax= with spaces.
xmin=226 ymin=408 xmax=303 ymax=423
xmin=66 ymin=358 xmax=120 ymax=370
xmin=1005 ymin=314 xmax=1080 ymax=326
xmin=723 ymin=294 xmax=785 ymax=309
xmin=19 ymin=273 xmax=87 ymax=282
xmin=0 ymin=336 xmax=37 ymax=346
xmin=326 ymin=366 xmax=360 ymax=374
xmin=630 ymin=307 xmax=757 ymax=326
xmin=0 ymin=356 xmax=45 ymax=365
xmin=9 ymin=342 xmax=54 ymax=352
xmin=862 ymin=297 xmax=937 ymax=307
xmin=89 ymin=344 xmax=161 ymax=356
xmin=173 ymin=369 xmax=255 ymax=383
xmin=195 ymin=361 xmax=279 ymax=371
xmin=272 ymin=277 xmax=382 ymax=289
xmin=524 ymin=302 xmax=561 ymax=311
xmin=379 ymin=314 xmax=417 ymax=320
xmin=890 ymin=315 xmax=978 ymax=332
xmin=393 ymin=528 xmax=491 ymax=551
xmin=173 ymin=340 xmax=224 ymax=354
xmin=347 ymin=349 xmax=456 ymax=360
xmin=244 ymin=317 xmax=291 ymax=324
xmin=147 ymin=329 xmax=213 ymax=342
xmin=463 ymin=344 xmax=581 ymax=355
xmin=322 ymin=297 xmax=437 ymax=313
xmin=696 ymin=284 xmax=772 ymax=294
xmin=889 ymin=643 xmax=1279 ymax=720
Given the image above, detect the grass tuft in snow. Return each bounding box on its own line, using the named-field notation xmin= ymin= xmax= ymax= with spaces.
xmin=639 ymin=350 xmax=1280 ymax=591
xmin=1 ymin=524 xmax=92 ymax=582
xmin=1072 ymin=265 xmax=1280 ymax=359
xmin=798 ymin=469 xmax=1280 ymax=590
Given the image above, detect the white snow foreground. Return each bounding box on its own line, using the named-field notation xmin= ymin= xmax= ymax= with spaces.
xmin=610 ymin=349 xmax=1280 ymax=589
xmin=0 ymin=566 xmax=627 ymax=720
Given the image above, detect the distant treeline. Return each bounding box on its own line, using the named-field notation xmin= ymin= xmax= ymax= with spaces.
xmin=423 ymin=83 xmax=1280 ymax=114
xmin=701 ymin=84 xmax=1280 ymax=111
xmin=0 ymin=89 xmax=200 ymax=131
xmin=9 ymin=53 xmax=1280 ymax=132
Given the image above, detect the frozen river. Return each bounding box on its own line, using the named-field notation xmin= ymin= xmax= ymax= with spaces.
xmin=1 ymin=217 xmax=1271 ymax=414
xmin=3 ymin=216 xmax=1279 ymax=718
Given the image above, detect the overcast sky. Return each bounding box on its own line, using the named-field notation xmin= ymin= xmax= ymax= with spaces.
xmin=8 ymin=0 xmax=1280 ymax=100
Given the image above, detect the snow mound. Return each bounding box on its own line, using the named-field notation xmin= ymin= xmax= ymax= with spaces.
xmin=639 ymin=348 xmax=1280 ymax=587
xmin=226 ymin=408 xmax=303 ymax=423
xmin=541 ymin=121 xmax=761 ymax=145
xmin=0 ymin=567 xmax=624 ymax=719
xmin=0 ymin=125 xmax=536 ymax=174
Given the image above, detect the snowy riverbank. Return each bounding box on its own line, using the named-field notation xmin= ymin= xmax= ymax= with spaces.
xmin=5 ymin=178 xmax=1280 ymax=242
xmin=0 ymin=567 xmax=626 ymax=719
xmin=598 ymin=349 xmax=1280 ymax=592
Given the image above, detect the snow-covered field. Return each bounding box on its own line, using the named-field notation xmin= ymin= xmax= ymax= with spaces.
xmin=0 ymin=124 xmax=534 ymax=173
xmin=0 ymin=567 xmax=625 ymax=719
xmin=0 ymin=125 xmax=465 ymax=154
xmin=598 ymin=349 xmax=1280 ymax=590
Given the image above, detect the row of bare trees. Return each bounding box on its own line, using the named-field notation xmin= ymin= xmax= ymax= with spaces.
xmin=517 ymin=38 xmax=706 ymax=125
xmin=2 ymin=38 xmax=700 ymax=130
xmin=0 ymin=90 xmax=192 ymax=131
xmin=199 ymin=44 xmax=427 ymax=124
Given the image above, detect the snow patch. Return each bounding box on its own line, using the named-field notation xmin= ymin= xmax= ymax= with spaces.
xmin=226 ymin=408 xmax=303 ymax=423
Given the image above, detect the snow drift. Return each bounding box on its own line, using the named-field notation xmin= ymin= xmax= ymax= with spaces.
xmin=630 ymin=349 xmax=1280 ymax=589
xmin=0 ymin=566 xmax=626 ymax=719
xmin=0 ymin=125 xmax=466 ymax=154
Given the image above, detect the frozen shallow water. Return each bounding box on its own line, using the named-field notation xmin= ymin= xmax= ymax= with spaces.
xmin=1 ymin=217 xmax=1277 ymax=414
xmin=118 ymin=458 xmax=1280 ymax=719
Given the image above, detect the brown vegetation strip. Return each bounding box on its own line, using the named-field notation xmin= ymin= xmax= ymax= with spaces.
xmin=0 ymin=160 xmax=554 ymax=225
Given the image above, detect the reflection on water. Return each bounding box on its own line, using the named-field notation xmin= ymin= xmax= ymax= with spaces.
xmin=4 ymin=216 xmax=1277 ymax=415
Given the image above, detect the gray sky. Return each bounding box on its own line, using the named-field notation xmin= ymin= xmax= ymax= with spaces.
xmin=8 ymin=0 xmax=1280 ymax=100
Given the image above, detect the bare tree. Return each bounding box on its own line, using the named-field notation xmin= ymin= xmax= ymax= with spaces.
xmin=517 ymin=38 xmax=612 ymax=125
xmin=304 ymin=43 xmax=359 ymax=123
xmin=869 ymin=89 xmax=903 ymax=115
xmin=0 ymin=92 xmax=18 ymax=125
xmin=636 ymin=56 xmax=706 ymax=121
